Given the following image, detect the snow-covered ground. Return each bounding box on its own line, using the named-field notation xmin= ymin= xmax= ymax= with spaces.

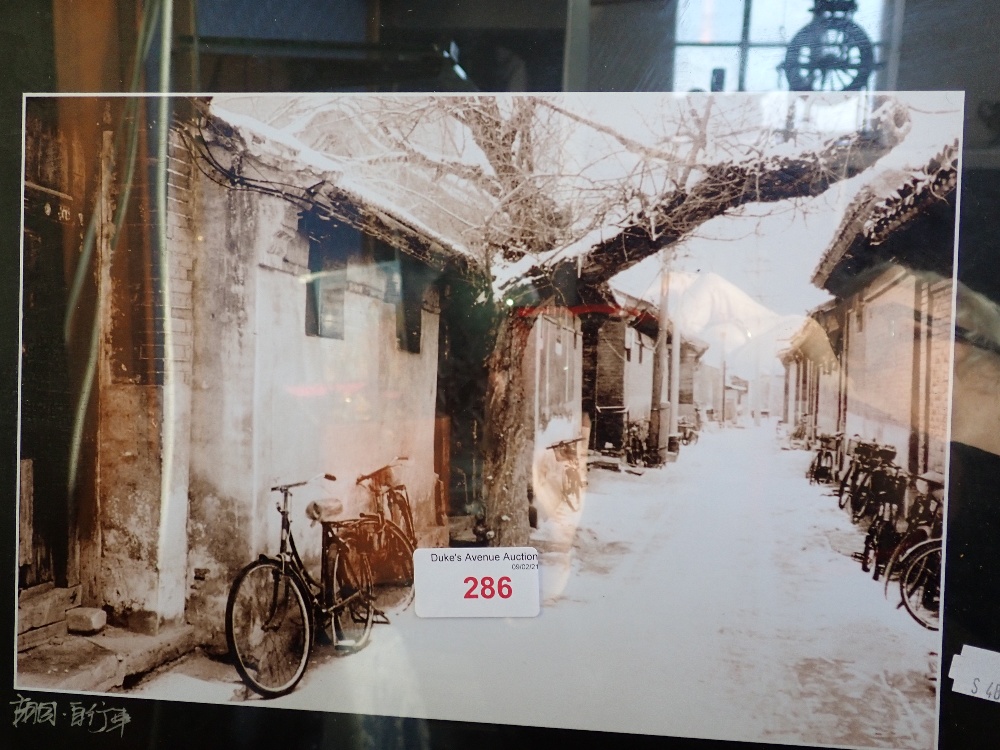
xmin=131 ymin=424 xmax=939 ymax=749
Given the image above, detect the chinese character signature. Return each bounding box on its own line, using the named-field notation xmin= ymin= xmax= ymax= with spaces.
xmin=12 ymin=694 xmax=131 ymax=737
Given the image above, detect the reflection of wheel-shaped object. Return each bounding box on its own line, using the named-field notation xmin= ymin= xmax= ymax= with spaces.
xmin=784 ymin=19 xmax=874 ymax=92
xmin=364 ymin=522 xmax=415 ymax=613
xmin=900 ymin=541 xmax=941 ymax=630
xmin=226 ymin=560 xmax=313 ymax=697
xmin=327 ymin=543 xmax=375 ymax=649
xmin=563 ymin=466 xmax=582 ymax=511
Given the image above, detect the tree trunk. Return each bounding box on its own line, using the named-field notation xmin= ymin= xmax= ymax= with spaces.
xmin=481 ymin=310 xmax=535 ymax=547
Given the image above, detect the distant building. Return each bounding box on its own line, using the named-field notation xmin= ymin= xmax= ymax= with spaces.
xmin=583 ymin=287 xmax=705 ymax=455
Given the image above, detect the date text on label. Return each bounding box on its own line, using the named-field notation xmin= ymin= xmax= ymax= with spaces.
xmin=414 ymin=547 xmax=540 ymax=618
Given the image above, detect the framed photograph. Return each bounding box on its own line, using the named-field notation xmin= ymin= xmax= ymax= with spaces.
xmin=12 ymin=90 xmax=968 ymax=750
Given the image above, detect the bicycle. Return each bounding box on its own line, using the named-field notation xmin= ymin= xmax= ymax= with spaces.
xmin=623 ymin=420 xmax=647 ymax=467
xmin=548 ymin=437 xmax=585 ymax=511
xmin=837 ymin=436 xmax=864 ymax=506
xmin=783 ymin=1 xmax=875 ymax=92
xmin=806 ymin=432 xmax=841 ymax=484
xmin=858 ymin=464 xmax=908 ymax=579
xmin=837 ymin=438 xmax=893 ymax=521
xmin=850 ymin=444 xmax=899 ymax=523
xmin=678 ymin=417 xmax=699 ymax=446
xmin=225 ymin=475 xmax=374 ymax=697
xmin=353 ymin=458 xmax=417 ymax=613
xmin=882 ymin=471 xmax=945 ymax=596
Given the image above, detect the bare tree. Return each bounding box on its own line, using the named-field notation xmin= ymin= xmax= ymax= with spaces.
xmin=198 ymin=94 xmax=912 ymax=546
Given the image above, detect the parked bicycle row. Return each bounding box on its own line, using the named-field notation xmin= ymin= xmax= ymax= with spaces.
xmin=225 ymin=458 xmax=417 ymax=698
xmin=806 ymin=434 xmax=944 ymax=631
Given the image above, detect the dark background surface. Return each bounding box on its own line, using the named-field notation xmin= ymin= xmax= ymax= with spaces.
xmin=2 ymin=2 xmax=999 ymax=749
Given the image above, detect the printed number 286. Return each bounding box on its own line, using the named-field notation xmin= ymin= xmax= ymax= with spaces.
xmin=464 ymin=576 xmax=512 ymax=599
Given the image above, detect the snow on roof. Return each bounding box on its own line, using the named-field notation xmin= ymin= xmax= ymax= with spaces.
xmin=204 ymin=94 xmax=961 ymax=305
xmin=811 ymin=141 xmax=959 ymax=289
xmin=210 ymin=102 xmax=484 ymax=269
xmin=608 ymin=264 xmax=802 ymax=374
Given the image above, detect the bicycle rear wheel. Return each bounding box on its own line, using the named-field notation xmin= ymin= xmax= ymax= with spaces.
xmin=387 ymin=487 xmax=416 ymax=545
xmin=563 ymin=466 xmax=582 ymax=511
xmin=328 ymin=543 xmax=374 ymax=651
xmin=900 ymin=540 xmax=942 ymax=630
xmin=226 ymin=559 xmax=312 ymax=697
xmin=850 ymin=473 xmax=874 ymax=522
xmin=370 ymin=522 xmax=416 ymax=612
xmin=837 ymin=465 xmax=856 ymax=509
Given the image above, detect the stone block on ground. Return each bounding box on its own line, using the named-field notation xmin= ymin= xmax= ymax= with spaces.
xmin=67 ymin=607 xmax=107 ymax=635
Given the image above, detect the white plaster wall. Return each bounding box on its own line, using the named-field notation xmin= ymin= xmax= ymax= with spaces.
xmin=186 ymin=185 xmax=444 ymax=637
xmin=844 ymin=271 xmax=916 ymax=457
xmin=817 ymin=366 xmax=840 ymax=436
xmin=623 ymin=330 xmax=655 ymax=422
xmin=527 ymin=314 xmax=584 ymax=523
xmin=251 ymin=206 xmax=442 ymax=566
xmin=186 ymin=180 xmax=262 ymax=623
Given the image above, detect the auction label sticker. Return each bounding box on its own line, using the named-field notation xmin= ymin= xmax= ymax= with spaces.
xmin=414 ymin=547 xmax=540 ymax=618
xmin=949 ymin=645 xmax=1000 ymax=702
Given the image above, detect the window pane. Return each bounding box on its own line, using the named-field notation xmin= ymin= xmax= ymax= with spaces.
xmin=743 ymin=47 xmax=790 ymax=91
xmin=673 ymin=47 xmax=741 ymax=92
xmin=676 ymin=0 xmax=747 ymax=43
xmin=748 ymin=0 xmax=814 ymax=44
xmin=316 ymin=273 xmax=346 ymax=338
xmin=306 ymin=222 xmax=360 ymax=340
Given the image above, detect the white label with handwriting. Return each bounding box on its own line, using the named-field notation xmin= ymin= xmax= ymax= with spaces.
xmin=948 ymin=645 xmax=1000 ymax=702
xmin=414 ymin=547 xmax=540 ymax=618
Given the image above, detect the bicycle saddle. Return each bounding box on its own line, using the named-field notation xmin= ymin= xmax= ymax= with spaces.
xmin=916 ymin=470 xmax=946 ymax=494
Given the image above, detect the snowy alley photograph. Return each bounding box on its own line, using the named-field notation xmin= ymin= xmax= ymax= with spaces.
xmin=16 ymin=91 xmax=963 ymax=750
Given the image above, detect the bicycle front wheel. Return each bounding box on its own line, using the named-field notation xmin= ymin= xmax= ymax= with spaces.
xmin=226 ymin=559 xmax=313 ymax=698
xmin=328 ymin=543 xmax=374 ymax=651
xmin=883 ymin=528 xmax=931 ymax=598
xmin=900 ymin=540 xmax=942 ymax=631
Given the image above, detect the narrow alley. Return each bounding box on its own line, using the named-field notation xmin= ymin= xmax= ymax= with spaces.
xmin=132 ymin=423 xmax=938 ymax=749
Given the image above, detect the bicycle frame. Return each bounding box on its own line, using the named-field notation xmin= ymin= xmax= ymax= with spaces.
xmin=356 ymin=460 xmax=416 ymax=544
xmin=269 ymin=479 xmax=366 ymax=628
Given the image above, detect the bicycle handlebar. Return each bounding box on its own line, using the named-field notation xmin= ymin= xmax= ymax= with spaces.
xmin=271 ymin=473 xmax=337 ymax=494
xmin=548 ymin=437 xmax=584 ymax=450
xmin=356 ymin=457 xmax=407 ymax=485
